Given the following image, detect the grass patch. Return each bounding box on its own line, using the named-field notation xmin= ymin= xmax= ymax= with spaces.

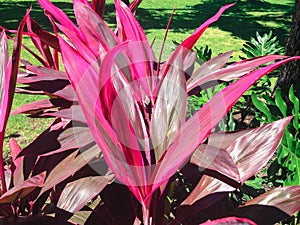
xmin=1 ymin=0 xmax=294 ymax=155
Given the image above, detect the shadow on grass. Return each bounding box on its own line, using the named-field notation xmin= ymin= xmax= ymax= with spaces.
xmin=135 ymin=0 xmax=294 ymax=44
xmin=0 ymin=0 xmax=294 ymax=44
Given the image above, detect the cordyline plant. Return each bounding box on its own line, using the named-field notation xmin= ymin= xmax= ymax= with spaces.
xmin=0 ymin=0 xmax=300 ymax=224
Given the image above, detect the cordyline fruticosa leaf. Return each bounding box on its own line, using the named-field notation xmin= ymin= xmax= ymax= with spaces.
xmin=199 ymin=217 xmax=257 ymax=225
xmin=0 ymin=11 xmax=28 ymax=193
xmin=38 ymin=144 xmax=104 ymax=198
xmin=57 ymin=174 xmax=113 ymax=213
xmin=183 ymin=117 xmax=293 ymax=206
xmin=4 ymin=0 xmax=300 ymax=224
xmin=0 ymin=172 xmax=46 ymax=204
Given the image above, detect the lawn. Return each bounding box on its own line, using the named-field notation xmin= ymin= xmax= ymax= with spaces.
xmin=0 ymin=0 xmax=295 ymax=154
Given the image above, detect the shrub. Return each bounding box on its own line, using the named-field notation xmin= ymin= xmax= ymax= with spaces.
xmin=0 ymin=0 xmax=300 ymax=224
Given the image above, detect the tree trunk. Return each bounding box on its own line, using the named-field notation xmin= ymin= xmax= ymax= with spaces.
xmin=278 ymin=0 xmax=300 ymax=98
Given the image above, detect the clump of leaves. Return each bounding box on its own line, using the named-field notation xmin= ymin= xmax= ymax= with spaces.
xmin=0 ymin=1 xmax=300 ymax=225
xmin=241 ymin=31 xmax=284 ymax=59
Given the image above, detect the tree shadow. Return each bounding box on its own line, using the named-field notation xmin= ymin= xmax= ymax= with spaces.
xmin=135 ymin=0 xmax=294 ymax=44
xmin=0 ymin=1 xmax=74 ymax=30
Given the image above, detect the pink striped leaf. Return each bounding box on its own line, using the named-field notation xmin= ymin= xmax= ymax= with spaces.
xmin=150 ymin=48 xmax=186 ymax=163
xmin=187 ymin=55 xmax=286 ymax=92
xmin=227 ymin=117 xmax=293 ymax=183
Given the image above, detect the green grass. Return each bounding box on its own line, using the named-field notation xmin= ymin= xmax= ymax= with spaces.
xmin=0 ymin=0 xmax=294 ymax=154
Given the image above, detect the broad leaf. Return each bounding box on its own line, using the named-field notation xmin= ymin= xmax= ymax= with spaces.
xmin=0 ymin=172 xmax=46 ymax=204
xmin=151 ymin=57 xmax=300 ymax=191
xmin=187 ymin=55 xmax=285 ymax=92
xmin=39 ymin=145 xmax=100 ymax=196
xmin=191 ymin=144 xmax=239 ymax=181
xmin=243 ymin=186 xmax=300 ymax=217
xmin=199 ymin=217 xmax=257 ymax=225
xmin=57 ymin=174 xmax=113 ymax=213
xmin=227 ymin=117 xmax=292 ymax=182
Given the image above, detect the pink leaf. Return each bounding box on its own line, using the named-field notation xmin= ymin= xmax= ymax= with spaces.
xmin=0 ymin=172 xmax=46 ymax=204
xmin=182 ymin=175 xmax=235 ymax=206
xmin=188 ymin=55 xmax=286 ymax=92
xmin=243 ymin=186 xmax=300 ymax=216
xmin=58 ymin=174 xmax=113 ymax=213
xmin=199 ymin=217 xmax=257 ymax=225
xmin=150 ymin=48 xmax=186 ymax=163
xmin=151 ymin=56 xmax=300 ymax=191
xmin=39 ymin=145 xmax=100 ymax=197
xmin=9 ymin=139 xmax=23 ymax=174
xmin=227 ymin=117 xmax=292 ymax=182
xmin=191 ymin=144 xmax=239 ymax=181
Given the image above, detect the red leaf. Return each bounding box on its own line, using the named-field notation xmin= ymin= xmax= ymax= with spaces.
xmin=92 ymin=0 xmax=106 ymax=17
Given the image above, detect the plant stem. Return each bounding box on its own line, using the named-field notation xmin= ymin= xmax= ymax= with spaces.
xmin=0 ymin=131 xmax=7 ymax=194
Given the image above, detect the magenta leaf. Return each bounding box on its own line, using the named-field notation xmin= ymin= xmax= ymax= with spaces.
xmin=0 ymin=172 xmax=46 ymax=204
xmin=57 ymin=174 xmax=113 ymax=213
xmin=180 ymin=4 xmax=234 ymax=50
xmin=26 ymin=16 xmax=55 ymax=68
xmin=0 ymin=12 xmax=28 ymax=193
xmin=74 ymin=1 xmax=119 ymax=55
xmin=199 ymin=217 xmax=257 ymax=225
xmin=38 ymin=0 xmax=82 ymax=40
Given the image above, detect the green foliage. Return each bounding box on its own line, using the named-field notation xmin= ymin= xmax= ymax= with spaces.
xmin=252 ymin=85 xmax=300 ymax=186
xmin=241 ymin=31 xmax=284 ymax=59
